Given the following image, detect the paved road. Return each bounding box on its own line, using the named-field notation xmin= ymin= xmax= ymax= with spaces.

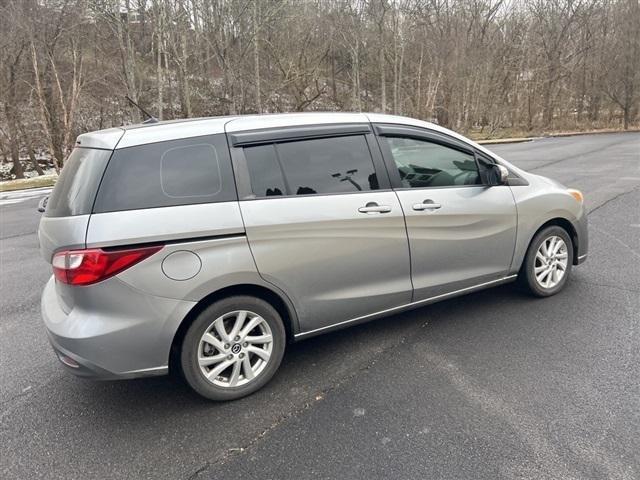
xmin=1 ymin=133 xmax=638 ymax=480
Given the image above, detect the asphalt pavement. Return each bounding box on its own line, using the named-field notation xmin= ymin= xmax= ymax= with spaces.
xmin=0 ymin=132 xmax=638 ymax=479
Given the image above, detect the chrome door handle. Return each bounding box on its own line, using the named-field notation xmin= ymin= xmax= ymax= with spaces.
xmin=413 ymin=201 xmax=442 ymax=211
xmin=358 ymin=202 xmax=392 ymax=214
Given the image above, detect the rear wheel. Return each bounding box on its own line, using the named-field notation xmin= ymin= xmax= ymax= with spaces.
xmin=180 ymin=296 xmax=286 ymax=401
xmin=520 ymin=226 xmax=573 ymax=297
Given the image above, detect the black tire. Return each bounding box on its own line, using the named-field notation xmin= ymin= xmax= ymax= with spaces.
xmin=180 ymin=295 xmax=286 ymax=401
xmin=520 ymin=225 xmax=574 ymax=297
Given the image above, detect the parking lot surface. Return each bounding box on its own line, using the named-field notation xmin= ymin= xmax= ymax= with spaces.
xmin=1 ymin=132 xmax=638 ymax=479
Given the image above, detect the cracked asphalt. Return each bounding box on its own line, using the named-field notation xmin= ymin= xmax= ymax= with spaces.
xmin=1 ymin=132 xmax=639 ymax=479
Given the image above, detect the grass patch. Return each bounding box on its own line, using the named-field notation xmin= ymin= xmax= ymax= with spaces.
xmin=468 ymin=126 xmax=639 ymax=142
xmin=0 ymin=175 xmax=57 ymax=192
xmin=468 ymin=128 xmax=534 ymax=141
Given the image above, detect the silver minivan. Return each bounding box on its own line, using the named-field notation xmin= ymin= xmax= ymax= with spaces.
xmin=39 ymin=113 xmax=588 ymax=400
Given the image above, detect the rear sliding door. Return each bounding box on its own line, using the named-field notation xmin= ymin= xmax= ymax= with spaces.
xmin=228 ymin=124 xmax=412 ymax=334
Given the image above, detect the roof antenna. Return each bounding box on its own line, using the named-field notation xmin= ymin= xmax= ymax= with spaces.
xmin=125 ymin=95 xmax=158 ymax=124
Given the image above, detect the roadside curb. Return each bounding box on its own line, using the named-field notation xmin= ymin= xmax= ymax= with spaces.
xmin=544 ymin=128 xmax=640 ymax=138
xmin=0 ymin=186 xmax=53 ymax=198
xmin=477 ymin=137 xmax=537 ymax=145
xmin=476 ymin=128 xmax=640 ymax=145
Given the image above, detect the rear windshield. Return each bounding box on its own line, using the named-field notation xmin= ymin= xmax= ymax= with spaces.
xmin=45 ymin=148 xmax=111 ymax=217
xmin=92 ymin=134 xmax=235 ymax=213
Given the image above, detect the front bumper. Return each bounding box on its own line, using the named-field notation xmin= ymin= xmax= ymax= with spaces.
xmin=574 ymin=209 xmax=589 ymax=265
xmin=41 ymin=276 xmax=195 ymax=380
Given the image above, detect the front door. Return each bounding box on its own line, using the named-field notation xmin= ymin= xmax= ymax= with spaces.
xmin=376 ymin=128 xmax=517 ymax=301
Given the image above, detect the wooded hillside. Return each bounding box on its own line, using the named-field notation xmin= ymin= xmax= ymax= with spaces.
xmin=1 ymin=0 xmax=638 ymax=178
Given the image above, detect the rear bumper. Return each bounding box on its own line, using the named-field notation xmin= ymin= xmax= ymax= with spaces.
xmin=46 ymin=332 xmax=168 ymax=380
xmin=41 ymin=276 xmax=195 ymax=380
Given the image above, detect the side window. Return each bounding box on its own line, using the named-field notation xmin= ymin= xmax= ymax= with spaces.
xmin=93 ymin=134 xmax=236 ymax=213
xmin=243 ymin=144 xmax=287 ymax=197
xmin=243 ymin=135 xmax=379 ymax=197
xmin=161 ymin=143 xmax=221 ymax=197
xmin=383 ymin=137 xmax=479 ymax=188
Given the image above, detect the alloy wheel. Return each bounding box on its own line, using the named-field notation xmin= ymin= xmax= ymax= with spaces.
xmin=534 ymin=235 xmax=569 ymax=289
xmin=197 ymin=310 xmax=273 ymax=388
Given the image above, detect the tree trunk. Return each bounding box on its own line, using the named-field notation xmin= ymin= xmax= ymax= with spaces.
xmin=623 ymin=106 xmax=630 ymax=130
xmin=253 ymin=0 xmax=262 ymax=113
xmin=118 ymin=0 xmax=141 ymax=122
xmin=27 ymin=147 xmax=44 ymax=175
xmin=5 ymin=51 xmax=25 ymax=178
xmin=163 ymin=37 xmax=173 ymax=117
xmin=179 ymin=27 xmax=191 ymax=117
xmin=416 ymin=44 xmax=424 ymax=118
xmin=154 ymin=2 xmax=164 ymax=120
xmin=351 ymin=43 xmax=361 ymax=111
xmin=30 ymin=43 xmax=60 ymax=172
xmin=392 ymin=24 xmax=398 ymax=115
xmin=18 ymin=122 xmax=44 ymax=175
xmin=6 ymin=114 xmax=24 ymax=179
xmin=156 ymin=33 xmax=163 ymax=120
xmin=542 ymin=57 xmax=559 ymax=127
xmin=330 ymin=43 xmax=337 ymax=105
xmin=396 ymin=38 xmax=405 ymax=115
xmin=380 ymin=45 xmax=386 ymax=113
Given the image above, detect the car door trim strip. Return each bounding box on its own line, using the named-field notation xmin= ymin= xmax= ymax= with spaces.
xmin=294 ymin=274 xmax=518 ymax=339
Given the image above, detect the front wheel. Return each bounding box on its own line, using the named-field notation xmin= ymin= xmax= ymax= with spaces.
xmin=520 ymin=226 xmax=574 ymax=297
xmin=180 ymin=296 xmax=286 ymax=401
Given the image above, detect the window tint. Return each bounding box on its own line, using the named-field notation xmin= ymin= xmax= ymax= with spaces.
xmin=45 ymin=148 xmax=111 ymax=217
xmin=276 ymin=135 xmax=378 ymax=196
xmin=384 ymin=137 xmax=479 ymax=188
xmin=161 ymin=143 xmax=221 ymax=197
xmin=243 ymin=144 xmax=286 ymax=197
xmin=93 ymin=134 xmax=236 ymax=213
xmin=475 ymin=152 xmax=497 ymax=185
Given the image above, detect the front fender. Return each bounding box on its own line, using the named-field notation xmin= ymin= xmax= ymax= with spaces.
xmin=509 ymin=175 xmax=587 ymax=272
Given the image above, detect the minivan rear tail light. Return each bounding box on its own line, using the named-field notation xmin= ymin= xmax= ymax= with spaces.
xmin=52 ymin=245 xmax=163 ymax=286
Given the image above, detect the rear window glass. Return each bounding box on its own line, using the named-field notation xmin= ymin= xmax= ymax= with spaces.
xmin=45 ymin=148 xmax=111 ymax=217
xmin=93 ymin=134 xmax=236 ymax=213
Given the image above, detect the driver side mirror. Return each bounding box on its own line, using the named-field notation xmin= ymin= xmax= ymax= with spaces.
xmin=486 ymin=164 xmax=509 ymax=186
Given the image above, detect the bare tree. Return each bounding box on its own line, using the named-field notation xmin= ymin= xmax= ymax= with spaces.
xmin=602 ymin=0 xmax=640 ymax=129
xmin=0 ymin=0 xmax=638 ymax=179
xmin=2 ymin=41 xmax=26 ymax=178
xmin=29 ymin=0 xmax=86 ymax=170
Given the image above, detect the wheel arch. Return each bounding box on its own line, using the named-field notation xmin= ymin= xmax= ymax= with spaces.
xmin=525 ymin=217 xmax=580 ymax=267
xmin=169 ymin=283 xmax=298 ymax=375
